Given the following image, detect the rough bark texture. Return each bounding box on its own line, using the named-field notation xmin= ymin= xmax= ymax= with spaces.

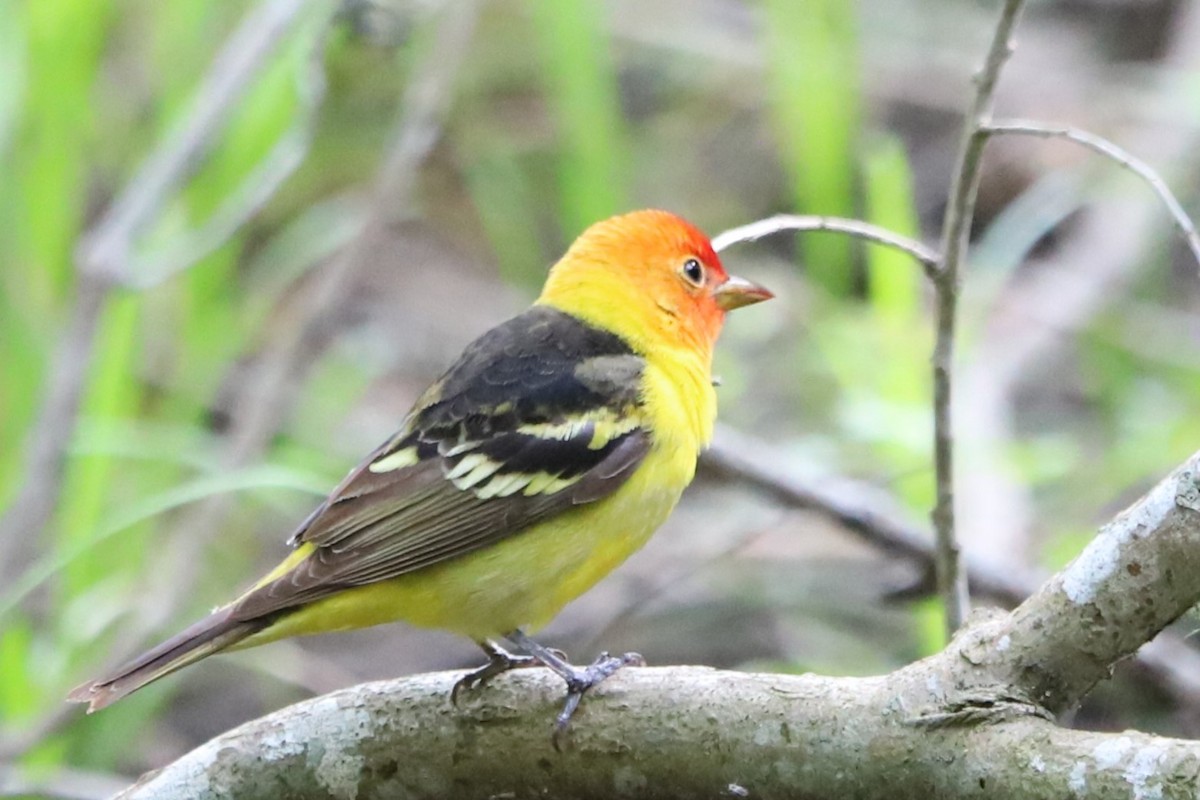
xmin=113 ymin=453 xmax=1200 ymax=799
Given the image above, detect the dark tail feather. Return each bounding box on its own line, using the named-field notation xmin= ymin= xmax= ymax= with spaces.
xmin=67 ymin=607 xmax=266 ymax=713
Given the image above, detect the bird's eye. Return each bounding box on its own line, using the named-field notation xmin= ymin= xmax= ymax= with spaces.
xmin=681 ymin=258 xmax=705 ymax=286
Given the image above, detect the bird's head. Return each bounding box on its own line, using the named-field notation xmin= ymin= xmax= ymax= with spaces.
xmin=539 ymin=210 xmax=773 ymax=354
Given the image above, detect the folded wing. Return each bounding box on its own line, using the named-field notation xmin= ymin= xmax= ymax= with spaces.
xmin=232 ymin=306 xmax=649 ymax=620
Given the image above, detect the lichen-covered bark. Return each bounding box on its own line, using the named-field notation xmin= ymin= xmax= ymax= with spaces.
xmin=112 ymin=452 xmax=1200 ymax=799
xmin=977 ymin=457 xmax=1200 ymax=716
xmin=115 ymin=668 xmax=1200 ymax=800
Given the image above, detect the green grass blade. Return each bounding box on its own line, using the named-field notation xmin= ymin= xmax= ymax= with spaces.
xmin=55 ymin=293 xmax=142 ymax=598
xmin=466 ymin=150 xmax=545 ymax=289
xmin=864 ymin=136 xmax=921 ymax=321
xmin=529 ymin=0 xmax=628 ymax=236
xmin=764 ymin=0 xmax=861 ymax=295
xmin=18 ymin=0 xmax=114 ymax=305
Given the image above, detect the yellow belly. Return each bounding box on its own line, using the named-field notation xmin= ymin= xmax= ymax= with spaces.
xmin=242 ymin=438 xmax=696 ymax=646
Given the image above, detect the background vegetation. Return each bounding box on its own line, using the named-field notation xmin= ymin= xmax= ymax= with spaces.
xmin=2 ymin=0 xmax=1199 ymax=794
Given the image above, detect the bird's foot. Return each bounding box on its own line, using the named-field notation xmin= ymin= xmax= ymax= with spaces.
xmin=503 ymin=629 xmax=645 ymax=748
xmin=451 ymin=641 xmax=567 ymax=705
xmin=551 ymin=651 xmax=645 ymax=750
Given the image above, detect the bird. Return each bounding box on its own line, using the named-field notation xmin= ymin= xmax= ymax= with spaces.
xmin=68 ymin=209 xmax=773 ymax=732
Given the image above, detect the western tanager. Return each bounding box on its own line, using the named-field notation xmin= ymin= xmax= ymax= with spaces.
xmin=69 ymin=209 xmax=772 ymax=729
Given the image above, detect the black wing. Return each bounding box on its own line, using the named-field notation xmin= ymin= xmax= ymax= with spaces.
xmin=232 ymin=306 xmax=649 ymax=620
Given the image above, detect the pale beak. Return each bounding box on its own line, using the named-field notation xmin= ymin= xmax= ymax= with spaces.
xmin=714 ymin=275 xmax=774 ymax=311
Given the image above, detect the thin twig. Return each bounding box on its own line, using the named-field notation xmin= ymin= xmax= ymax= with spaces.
xmin=0 ymin=0 xmax=311 ymax=581
xmin=929 ymin=0 xmax=1027 ymax=636
xmin=711 ymin=214 xmax=940 ymax=278
xmin=981 ymin=119 xmax=1200 ymax=270
xmin=951 ymin=8 xmax=1200 ymax=630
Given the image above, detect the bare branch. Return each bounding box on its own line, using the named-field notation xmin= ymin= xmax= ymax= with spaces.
xmin=712 ymin=3 xmax=1039 ymax=639
xmin=711 ymin=213 xmax=940 ymax=278
xmin=954 ymin=107 xmax=1200 ymax=596
xmin=110 ymin=451 xmax=1200 ymax=798
xmin=929 ymin=0 xmax=1028 ymax=635
xmin=981 ymin=119 xmax=1200 ymax=270
xmin=113 ymin=670 xmax=1200 ymax=800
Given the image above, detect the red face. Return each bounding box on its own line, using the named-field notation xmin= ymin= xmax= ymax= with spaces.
xmin=545 ymin=209 xmax=773 ymax=352
xmin=617 ymin=210 xmax=773 ymax=344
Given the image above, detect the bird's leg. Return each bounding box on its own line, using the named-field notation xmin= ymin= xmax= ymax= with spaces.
xmin=506 ymin=629 xmax=644 ymax=744
xmin=452 ymin=639 xmax=552 ymax=705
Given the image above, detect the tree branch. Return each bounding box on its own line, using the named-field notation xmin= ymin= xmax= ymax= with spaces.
xmin=711 ymin=213 xmax=940 ymax=278
xmin=109 ymin=450 xmax=1200 ymax=799
xmin=928 ymin=0 xmax=1028 ymax=635
xmin=714 ymin=1 xmax=1037 ymax=638
xmin=980 ymin=119 xmax=1200 ymax=270
xmin=111 ymin=669 xmax=1200 ymax=800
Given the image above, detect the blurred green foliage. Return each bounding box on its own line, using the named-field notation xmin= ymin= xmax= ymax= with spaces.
xmin=764 ymin=0 xmax=860 ymax=295
xmin=1 ymin=0 xmax=1198 ymax=787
